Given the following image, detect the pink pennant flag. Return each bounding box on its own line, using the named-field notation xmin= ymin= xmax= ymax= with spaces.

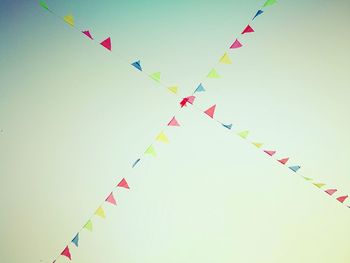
xmin=100 ymin=37 xmax=112 ymax=51
xmin=325 ymin=189 xmax=337 ymax=196
xmin=242 ymin=25 xmax=254 ymax=34
xmin=168 ymin=116 xmax=180 ymax=126
xmin=187 ymin=96 xmax=195 ymax=104
xmin=60 ymin=246 xmax=71 ymax=260
xmin=117 ymin=178 xmax=130 ymax=189
xmin=82 ymin=30 xmax=93 ymax=40
xmin=264 ymin=150 xmax=276 ymax=156
xmin=105 ymin=192 xmax=117 ymax=205
xmin=278 ymin=158 xmax=289 ymax=165
xmin=230 ymin=39 xmax=242 ymax=49
xmin=336 ymin=195 xmax=348 ymax=203
xmin=204 ymin=105 xmax=216 ymax=118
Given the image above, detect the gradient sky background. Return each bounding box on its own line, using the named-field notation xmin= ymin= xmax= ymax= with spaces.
xmin=1 ymin=0 xmax=350 ymax=262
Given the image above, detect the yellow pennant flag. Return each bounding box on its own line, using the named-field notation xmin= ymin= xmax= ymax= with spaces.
xmin=84 ymin=220 xmax=93 ymax=231
xmin=252 ymin=142 xmax=263 ymax=148
xmin=95 ymin=206 xmax=106 ymax=219
xmin=313 ymin=183 xmax=325 ymax=188
xmin=219 ymin=53 xmax=232 ymax=64
xmin=63 ymin=14 xmax=74 ymax=26
xmin=144 ymin=145 xmax=156 ymax=157
xmin=238 ymin=130 xmax=249 ymax=139
xmin=167 ymin=86 xmax=178 ymax=94
xmin=156 ymin=132 xmax=169 ymax=143
xmin=302 ymin=176 xmax=313 ymax=181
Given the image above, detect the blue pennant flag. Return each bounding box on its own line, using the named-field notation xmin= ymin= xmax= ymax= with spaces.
xmin=132 ymin=158 xmax=141 ymax=168
xmin=253 ymin=10 xmax=264 ymax=20
xmin=71 ymin=233 xmax=79 ymax=247
xmin=289 ymin=165 xmax=301 ymax=172
xmin=194 ymin=83 xmax=205 ymax=93
xmin=222 ymin=123 xmax=233 ymax=130
xmin=131 ymin=60 xmax=142 ymax=71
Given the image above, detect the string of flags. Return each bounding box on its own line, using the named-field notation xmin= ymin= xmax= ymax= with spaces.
xmin=38 ymin=0 xmax=349 ymax=262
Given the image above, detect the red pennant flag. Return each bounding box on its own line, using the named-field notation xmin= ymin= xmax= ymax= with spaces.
xmin=264 ymin=150 xmax=276 ymax=156
xmin=230 ymin=39 xmax=242 ymax=49
xmin=61 ymin=246 xmax=71 ymax=260
xmin=82 ymin=30 xmax=93 ymax=40
xmin=180 ymin=97 xmax=189 ymax=108
xmin=105 ymin=192 xmax=117 ymax=205
xmin=278 ymin=158 xmax=289 ymax=165
xmin=241 ymin=25 xmax=254 ymax=34
xmin=325 ymin=189 xmax=337 ymax=196
xmin=117 ymin=178 xmax=130 ymax=189
xmin=336 ymin=195 xmax=348 ymax=203
xmin=168 ymin=116 xmax=180 ymax=126
xmin=100 ymin=37 xmax=111 ymax=51
xmin=204 ymin=105 xmax=216 ymax=118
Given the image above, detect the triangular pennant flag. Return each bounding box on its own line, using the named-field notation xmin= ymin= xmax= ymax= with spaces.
xmin=63 ymin=14 xmax=74 ymax=27
xmin=131 ymin=60 xmax=142 ymax=71
xmin=313 ymin=183 xmax=326 ymax=188
xmin=61 ymin=246 xmax=71 ymax=260
xmin=253 ymin=10 xmax=264 ymax=20
xmin=263 ymin=0 xmax=277 ymax=7
xmin=150 ymin=72 xmax=161 ymax=82
xmin=207 ymin=69 xmax=221 ymax=78
xmin=194 ymin=83 xmax=205 ymax=93
xmin=325 ymin=189 xmax=337 ymax=196
xmin=204 ymin=105 xmax=216 ymax=118
xmin=156 ymin=132 xmax=169 ymax=143
xmin=83 ymin=220 xmax=93 ymax=231
xmin=168 ymin=116 xmax=180 ymax=126
xmin=39 ymin=0 xmax=49 ymax=10
xmin=168 ymin=86 xmax=178 ymax=94
xmin=219 ymin=52 xmax=232 ymax=64
xmin=144 ymin=145 xmax=157 ymax=157
xmin=222 ymin=123 xmax=232 ymax=130
xmin=82 ymin=30 xmax=93 ymax=40
xmin=187 ymin=96 xmax=195 ymax=104
xmin=230 ymin=39 xmax=242 ymax=49
xmin=302 ymin=176 xmax=313 ymax=181
xmin=105 ymin=192 xmax=116 ymax=205
xmin=95 ymin=206 xmax=106 ymax=219
xmin=252 ymin=142 xmax=263 ymax=148
xmin=100 ymin=37 xmax=112 ymax=51
xmin=241 ymin=25 xmax=254 ymax=34
xmin=264 ymin=150 xmax=276 ymax=156
xmin=180 ymin=97 xmax=189 ymax=108
xmin=117 ymin=178 xmax=130 ymax=189
xmin=132 ymin=158 xmax=140 ymax=168
xmin=278 ymin=158 xmax=289 ymax=165
xmin=289 ymin=165 xmax=301 ymax=172
xmin=238 ymin=130 xmax=249 ymax=139
xmin=336 ymin=195 xmax=348 ymax=203
xmin=71 ymin=234 xmax=79 ymax=247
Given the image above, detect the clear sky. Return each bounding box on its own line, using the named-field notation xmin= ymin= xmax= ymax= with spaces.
xmin=1 ymin=0 xmax=350 ymax=262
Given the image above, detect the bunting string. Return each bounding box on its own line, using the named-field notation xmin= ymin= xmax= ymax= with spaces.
xmin=38 ymin=0 xmax=349 ymax=262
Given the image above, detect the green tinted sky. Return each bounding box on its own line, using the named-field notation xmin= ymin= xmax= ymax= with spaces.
xmin=1 ymin=0 xmax=350 ymax=262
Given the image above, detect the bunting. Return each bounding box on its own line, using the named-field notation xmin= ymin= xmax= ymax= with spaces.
xmin=156 ymin=132 xmax=169 ymax=143
xmin=207 ymin=69 xmax=221 ymax=78
xmin=60 ymin=246 xmax=71 ymax=260
xmin=219 ymin=53 xmax=232 ymax=64
xmin=132 ymin=158 xmax=141 ymax=168
xmin=82 ymin=30 xmax=93 ymax=40
xmin=71 ymin=234 xmax=79 ymax=247
xmin=253 ymin=10 xmax=264 ymax=20
xmin=264 ymin=150 xmax=276 ymax=156
xmin=238 ymin=130 xmax=249 ymax=139
xmin=63 ymin=14 xmax=74 ymax=27
xmin=100 ymin=37 xmax=112 ymax=51
xmin=105 ymin=192 xmax=117 ymax=205
xmin=117 ymin=178 xmax=130 ymax=189
xmin=131 ymin=60 xmax=142 ymax=71
xmin=95 ymin=206 xmax=106 ymax=219
xmin=194 ymin=83 xmax=205 ymax=93
xmin=230 ymin=39 xmax=242 ymax=49
xmin=263 ymin=0 xmax=277 ymax=7
xmin=145 ymin=145 xmax=157 ymax=157
xmin=168 ymin=116 xmax=180 ymax=126
xmin=83 ymin=220 xmax=93 ymax=232
xmin=150 ymin=72 xmax=161 ymax=82
xmin=241 ymin=25 xmax=254 ymax=34
xmin=168 ymin=86 xmax=178 ymax=94
xmin=204 ymin=105 xmax=216 ymax=118
xmin=39 ymin=0 xmax=49 ymax=11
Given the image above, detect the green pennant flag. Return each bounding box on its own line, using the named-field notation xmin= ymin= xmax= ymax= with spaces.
xmin=150 ymin=72 xmax=161 ymax=82
xmin=84 ymin=220 xmax=93 ymax=232
xmin=263 ymin=0 xmax=277 ymax=7
xmin=144 ymin=145 xmax=157 ymax=157
xmin=39 ymin=0 xmax=49 ymax=10
xmin=238 ymin=130 xmax=249 ymax=139
xmin=207 ymin=68 xmax=221 ymax=78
